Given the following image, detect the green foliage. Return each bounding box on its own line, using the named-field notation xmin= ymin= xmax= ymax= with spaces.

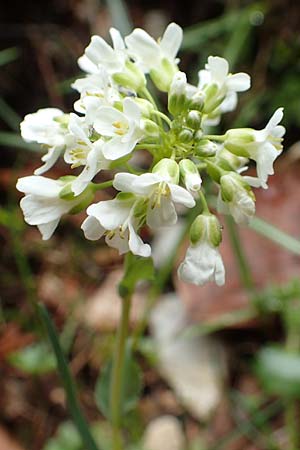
xmin=255 ymin=346 xmax=300 ymax=398
xmin=0 ymin=47 xmax=19 ymax=66
xmin=118 ymin=253 xmax=154 ymax=298
xmin=8 ymin=342 xmax=56 ymax=374
xmin=44 ymin=422 xmax=82 ymax=450
xmin=95 ymin=345 xmax=143 ymax=421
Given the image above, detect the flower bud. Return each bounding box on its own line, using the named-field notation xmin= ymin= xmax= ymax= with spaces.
xmin=186 ymin=110 xmax=202 ymax=130
xmin=179 ymin=159 xmax=202 ymax=193
xmin=224 ymin=128 xmax=254 ymax=157
xmin=188 ymin=91 xmax=205 ymax=112
xmin=168 ymin=71 xmax=187 ymax=116
xmin=178 ymin=127 xmax=193 ymax=143
xmin=190 ymin=214 xmax=222 ymax=247
xmin=142 ymin=119 xmax=160 ymax=137
xmin=194 ymin=139 xmax=217 ymax=157
xmin=152 ymin=158 xmax=179 ymax=184
xmin=150 ymin=58 xmax=178 ymax=92
xmin=134 ymin=98 xmax=154 ymax=118
xmin=113 ymin=61 xmax=146 ymax=92
xmin=219 ymin=172 xmax=255 ymax=224
xmin=194 ymin=129 xmax=204 ymax=142
xmin=217 ymin=148 xmax=248 ymax=172
xmin=202 ymin=83 xmax=221 ymax=113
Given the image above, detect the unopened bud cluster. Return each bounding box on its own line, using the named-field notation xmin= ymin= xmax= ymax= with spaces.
xmin=17 ymin=23 xmax=285 ymax=286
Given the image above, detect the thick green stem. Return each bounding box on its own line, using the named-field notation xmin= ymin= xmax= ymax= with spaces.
xmin=110 ymin=293 xmax=131 ymax=450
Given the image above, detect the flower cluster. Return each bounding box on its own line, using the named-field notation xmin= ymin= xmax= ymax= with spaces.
xmin=17 ymin=23 xmax=285 ymax=286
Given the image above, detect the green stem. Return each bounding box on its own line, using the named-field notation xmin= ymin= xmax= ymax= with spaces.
xmin=203 ymin=134 xmax=226 ymax=142
xmin=151 ymin=110 xmax=172 ymax=127
xmin=139 ymin=87 xmax=158 ymax=109
xmin=92 ymin=180 xmax=113 ymax=191
xmin=110 ymin=293 xmax=132 ymax=450
xmin=225 ymin=215 xmax=255 ymax=292
xmin=198 ymin=190 xmax=210 ymax=214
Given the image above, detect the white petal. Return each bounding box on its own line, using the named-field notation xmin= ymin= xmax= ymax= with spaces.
xmin=17 ymin=176 xmax=62 ymax=197
xmin=226 ymin=73 xmax=251 ymax=92
xmin=220 ymin=92 xmax=237 ymax=113
xmin=72 ymin=146 xmax=103 ymax=195
xmin=102 ymin=136 xmax=136 ymax=160
xmin=160 ymin=23 xmax=183 ymax=60
xmin=20 ymin=195 xmax=68 ymax=225
xmin=81 ymin=216 xmax=105 ymax=240
xmin=198 ymin=69 xmax=211 ymax=88
xmin=87 ymin=199 xmax=131 ymax=230
xmin=94 ymin=107 xmax=126 ymax=137
xmin=68 ymin=113 xmax=90 ymax=144
xmin=265 ymin=107 xmax=284 ymax=132
xmin=123 ymin=98 xmax=141 ymax=122
xmin=128 ymin=223 xmax=151 ymax=257
xmin=146 ymin=196 xmax=177 ymax=228
xmin=85 ymin=35 xmax=115 ymax=67
xmin=105 ymin=230 xmax=129 ymax=254
xmin=169 ymin=184 xmax=195 ymax=207
xmin=207 ymin=56 xmax=229 ymax=84
xmin=34 ymin=146 xmax=62 ymax=175
xmin=113 ymin=173 xmax=139 ymax=192
xmin=38 ymin=219 xmax=60 ymax=240
xmin=77 ymin=55 xmax=98 ymax=74
xmin=110 ymin=27 xmax=125 ymax=50
xmin=125 ymin=29 xmax=160 ymax=69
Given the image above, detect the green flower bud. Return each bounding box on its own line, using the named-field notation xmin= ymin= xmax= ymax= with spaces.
xmin=179 ymin=159 xmax=202 ymax=192
xmin=220 ymin=172 xmax=252 ymax=202
xmin=186 ymin=110 xmax=202 ymax=130
xmin=217 ymin=148 xmax=248 ymax=172
xmin=134 ymin=98 xmax=154 ymax=118
xmin=142 ymin=119 xmax=160 ymax=137
xmin=194 ymin=129 xmax=204 ymax=142
xmin=168 ymin=71 xmax=187 ymax=116
xmin=190 ymin=214 xmax=222 ymax=247
xmin=224 ymin=128 xmax=255 ymax=157
xmin=152 ymin=158 xmax=179 ymax=184
xmin=203 ymin=83 xmax=221 ymax=113
xmin=113 ymin=61 xmax=146 ymax=91
xmin=150 ymin=58 xmax=178 ymax=92
xmin=178 ymin=127 xmax=193 ymax=143
xmin=194 ymin=139 xmax=217 ymax=157
xmin=188 ymin=91 xmax=205 ymax=112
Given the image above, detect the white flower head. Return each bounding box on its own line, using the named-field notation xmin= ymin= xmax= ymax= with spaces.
xmin=20 ymin=108 xmax=69 ymax=175
xmin=93 ymin=98 xmax=144 ymax=160
xmin=65 ymin=113 xmax=110 ymax=195
xmin=178 ymin=214 xmax=225 ymax=286
xmin=113 ymin=159 xmax=195 ymax=229
xmin=81 ymin=194 xmax=151 ymax=257
xmin=198 ymin=56 xmax=251 ymax=114
xmin=16 ymin=176 xmax=93 ymax=240
xmin=224 ymin=108 xmax=285 ymax=188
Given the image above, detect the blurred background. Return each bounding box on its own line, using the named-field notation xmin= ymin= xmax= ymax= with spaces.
xmin=1 ymin=1 xmax=300 ymax=449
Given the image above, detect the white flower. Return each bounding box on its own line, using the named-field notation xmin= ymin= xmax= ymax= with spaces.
xmin=81 ymin=195 xmax=151 ymax=257
xmin=78 ymin=28 xmax=127 ymax=75
xmin=16 ymin=176 xmax=88 ymax=240
xmin=93 ymin=98 xmax=144 ymax=160
xmin=113 ymin=169 xmax=195 ymax=228
xmin=65 ymin=113 xmax=110 ymax=195
xmin=178 ymin=214 xmax=225 ymax=286
xmin=198 ymin=56 xmax=250 ymax=114
xmin=224 ymin=108 xmax=285 ymax=188
xmin=218 ymin=172 xmax=255 ymax=225
xmin=178 ymin=241 xmax=225 ymax=286
xmin=20 ymin=108 xmax=68 ymax=175
xmin=125 ymin=23 xmax=182 ymax=73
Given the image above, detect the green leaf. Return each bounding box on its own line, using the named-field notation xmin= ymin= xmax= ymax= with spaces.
xmin=0 ymin=97 xmax=21 ymax=131
xmin=118 ymin=253 xmax=154 ymax=298
xmin=0 ymin=47 xmax=19 ymax=66
xmin=105 ymin=0 xmax=132 ymax=35
xmin=8 ymin=342 xmax=56 ymax=375
xmin=95 ymin=345 xmax=143 ymax=420
xmin=255 ymin=346 xmax=300 ymax=398
xmin=38 ymin=304 xmax=100 ymax=450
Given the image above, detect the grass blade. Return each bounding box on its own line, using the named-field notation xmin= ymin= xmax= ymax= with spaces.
xmin=0 ymin=97 xmax=22 ymax=131
xmin=105 ymin=0 xmax=132 ymax=35
xmin=249 ymin=217 xmax=300 ymax=255
xmin=38 ymin=303 xmax=100 ymax=450
xmin=0 ymin=132 xmax=40 ymax=151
